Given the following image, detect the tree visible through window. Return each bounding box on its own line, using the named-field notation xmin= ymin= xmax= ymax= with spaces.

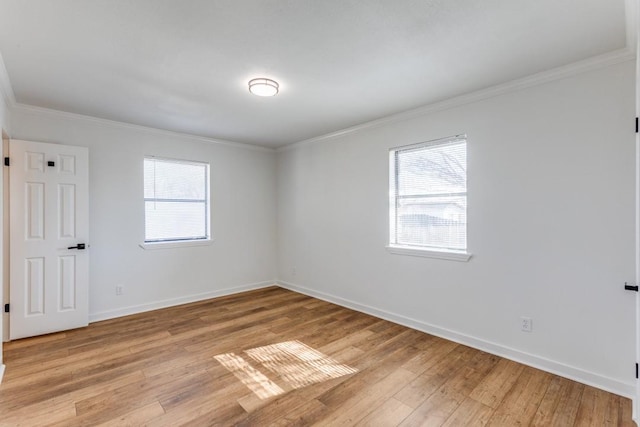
xmin=389 ymin=135 xmax=467 ymax=252
xmin=144 ymin=157 xmax=210 ymax=243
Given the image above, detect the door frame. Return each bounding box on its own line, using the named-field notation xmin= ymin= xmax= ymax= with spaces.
xmin=2 ymin=133 xmax=7 ymax=344
xmin=0 ymin=130 xmax=7 ymax=382
xmin=635 ymin=0 xmax=640 ymax=416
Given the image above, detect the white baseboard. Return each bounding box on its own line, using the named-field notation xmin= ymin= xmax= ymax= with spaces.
xmin=0 ymin=363 xmax=5 ymax=384
xmin=276 ymin=280 xmax=635 ymax=399
xmin=89 ymin=280 xmax=276 ymax=323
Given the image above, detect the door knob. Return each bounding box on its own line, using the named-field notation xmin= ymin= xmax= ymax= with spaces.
xmin=67 ymin=243 xmax=86 ymax=250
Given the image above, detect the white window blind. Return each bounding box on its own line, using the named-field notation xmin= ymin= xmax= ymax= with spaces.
xmin=144 ymin=157 xmax=210 ymax=243
xmin=389 ymin=135 xmax=467 ymax=252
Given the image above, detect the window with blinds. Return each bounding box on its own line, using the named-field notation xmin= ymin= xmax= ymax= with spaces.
xmin=389 ymin=135 xmax=467 ymax=252
xmin=144 ymin=157 xmax=210 ymax=243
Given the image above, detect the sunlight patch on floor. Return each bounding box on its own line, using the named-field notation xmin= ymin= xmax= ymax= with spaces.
xmin=215 ymin=340 xmax=358 ymax=399
xmin=246 ymin=340 xmax=358 ymax=389
xmin=213 ymin=352 xmax=285 ymax=399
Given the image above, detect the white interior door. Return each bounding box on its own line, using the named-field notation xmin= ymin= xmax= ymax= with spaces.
xmin=636 ymin=1 xmax=640 ymax=417
xmin=9 ymin=139 xmax=89 ymax=340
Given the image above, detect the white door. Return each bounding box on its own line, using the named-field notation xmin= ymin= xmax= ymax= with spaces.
xmin=9 ymin=139 xmax=89 ymax=340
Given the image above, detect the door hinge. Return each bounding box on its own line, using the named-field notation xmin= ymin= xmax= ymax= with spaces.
xmin=3 ymin=303 xmax=8 ymax=313
xmin=3 ymin=157 xmax=9 ymax=166
xmin=625 ymin=282 xmax=639 ymax=292
xmin=636 ymin=117 xmax=638 ymax=133
xmin=636 ymin=363 xmax=638 ymax=379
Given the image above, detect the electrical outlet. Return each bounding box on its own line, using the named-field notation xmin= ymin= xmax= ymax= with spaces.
xmin=116 ymin=285 xmax=124 ymax=296
xmin=521 ymin=316 xmax=532 ymax=332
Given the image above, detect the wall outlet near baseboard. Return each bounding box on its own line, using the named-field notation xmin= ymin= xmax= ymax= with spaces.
xmin=116 ymin=285 xmax=124 ymax=296
xmin=521 ymin=316 xmax=532 ymax=332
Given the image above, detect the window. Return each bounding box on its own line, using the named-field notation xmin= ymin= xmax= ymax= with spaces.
xmin=388 ymin=135 xmax=469 ymax=261
xmin=144 ymin=157 xmax=210 ymax=245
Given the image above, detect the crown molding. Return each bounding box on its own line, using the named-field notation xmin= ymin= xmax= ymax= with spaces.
xmin=11 ymin=103 xmax=275 ymax=152
xmin=0 ymin=51 xmax=15 ymax=106
xmin=278 ymin=48 xmax=635 ymax=152
xmin=3 ymin=45 xmax=274 ymax=152
xmin=3 ymin=47 xmax=274 ymax=153
xmin=2 ymin=44 xmax=635 ymax=154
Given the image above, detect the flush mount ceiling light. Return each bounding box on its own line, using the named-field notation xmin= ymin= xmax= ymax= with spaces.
xmin=248 ymin=78 xmax=279 ymax=97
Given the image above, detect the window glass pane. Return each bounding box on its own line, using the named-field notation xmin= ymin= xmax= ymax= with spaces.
xmin=145 ymin=201 xmax=206 ymax=241
xmin=397 ymin=142 xmax=466 ymax=196
xmin=144 ymin=159 xmax=156 ymax=199
xmin=144 ymin=157 xmax=209 ymax=242
xmin=396 ymin=195 xmax=466 ymax=250
xmin=144 ymin=158 xmax=206 ymax=200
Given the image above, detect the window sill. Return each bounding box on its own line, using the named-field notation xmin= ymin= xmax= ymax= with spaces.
xmin=140 ymin=239 xmax=214 ymax=250
xmin=385 ymin=245 xmax=472 ymax=262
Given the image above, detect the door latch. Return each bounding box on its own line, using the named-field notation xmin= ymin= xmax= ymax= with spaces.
xmin=67 ymin=243 xmax=86 ymax=250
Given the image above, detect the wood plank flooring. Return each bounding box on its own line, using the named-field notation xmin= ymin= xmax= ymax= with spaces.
xmin=0 ymin=286 xmax=634 ymax=426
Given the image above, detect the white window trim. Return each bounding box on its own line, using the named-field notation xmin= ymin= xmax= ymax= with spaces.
xmin=143 ymin=155 xmax=211 ymax=245
xmin=140 ymin=238 xmax=214 ymax=250
xmin=388 ymin=134 xmax=468 ymax=261
xmin=386 ymin=244 xmax=472 ymax=262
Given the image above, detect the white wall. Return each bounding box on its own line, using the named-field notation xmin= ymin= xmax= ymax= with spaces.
xmin=276 ymin=60 xmax=636 ymax=396
xmin=0 ymin=94 xmax=8 ymax=133
xmin=9 ymin=108 xmax=277 ymax=321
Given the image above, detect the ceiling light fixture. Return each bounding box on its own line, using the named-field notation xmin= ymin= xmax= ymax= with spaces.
xmin=248 ymin=78 xmax=279 ymax=97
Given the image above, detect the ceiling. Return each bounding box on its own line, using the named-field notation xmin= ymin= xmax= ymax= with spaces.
xmin=0 ymin=1 xmax=632 ymax=148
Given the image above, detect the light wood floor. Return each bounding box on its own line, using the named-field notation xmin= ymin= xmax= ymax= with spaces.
xmin=0 ymin=287 xmax=634 ymax=426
